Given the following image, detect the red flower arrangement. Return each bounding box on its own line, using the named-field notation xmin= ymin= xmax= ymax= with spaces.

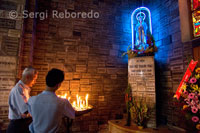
xmin=175 ymin=66 xmax=200 ymax=131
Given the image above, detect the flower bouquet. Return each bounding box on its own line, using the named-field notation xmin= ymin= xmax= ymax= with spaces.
xmin=130 ymin=98 xmax=151 ymax=128
xmin=176 ymin=67 xmax=200 ymax=131
xmin=122 ymin=33 xmax=157 ymax=59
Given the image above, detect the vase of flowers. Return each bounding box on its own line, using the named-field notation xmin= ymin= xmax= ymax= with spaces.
xmin=130 ymin=98 xmax=151 ymax=128
xmin=175 ymin=66 xmax=200 ymax=131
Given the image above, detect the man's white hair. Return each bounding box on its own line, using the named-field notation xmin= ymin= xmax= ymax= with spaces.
xmin=22 ymin=67 xmax=37 ymax=79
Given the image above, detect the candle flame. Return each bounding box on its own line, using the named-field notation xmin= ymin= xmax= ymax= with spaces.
xmin=73 ymin=101 xmax=76 ymax=107
xmin=86 ymin=94 xmax=89 ymax=108
xmin=68 ymin=97 xmax=71 ymax=101
xmin=86 ymin=94 xmax=89 ymax=100
xmin=57 ymin=93 xmax=91 ymax=111
xmin=57 ymin=93 xmax=67 ymax=99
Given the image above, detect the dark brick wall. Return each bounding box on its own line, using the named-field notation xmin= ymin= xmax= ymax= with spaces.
xmin=149 ymin=0 xmax=183 ymax=126
xmin=148 ymin=0 xmax=194 ymax=128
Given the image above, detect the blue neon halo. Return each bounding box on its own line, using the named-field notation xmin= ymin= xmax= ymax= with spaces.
xmin=131 ymin=7 xmax=152 ymax=50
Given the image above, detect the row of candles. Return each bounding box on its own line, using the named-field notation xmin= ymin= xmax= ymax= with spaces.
xmin=57 ymin=93 xmax=90 ymax=111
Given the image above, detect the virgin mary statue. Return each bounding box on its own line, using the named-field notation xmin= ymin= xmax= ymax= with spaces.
xmin=135 ymin=12 xmax=148 ymax=50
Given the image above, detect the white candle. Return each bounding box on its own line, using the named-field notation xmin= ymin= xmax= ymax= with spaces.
xmin=79 ymin=96 xmax=81 ymax=107
xmin=86 ymin=94 xmax=89 ymax=108
xmin=76 ymin=94 xmax=79 ymax=107
xmin=80 ymin=99 xmax=83 ymax=108
xmin=83 ymin=100 xmax=86 ymax=107
xmin=68 ymin=97 xmax=71 ymax=101
xmin=73 ymin=101 xmax=76 ymax=107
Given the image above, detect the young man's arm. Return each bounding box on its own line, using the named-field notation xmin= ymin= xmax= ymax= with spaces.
xmin=62 ymin=99 xmax=75 ymax=119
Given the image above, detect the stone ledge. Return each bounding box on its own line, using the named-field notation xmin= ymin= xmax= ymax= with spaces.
xmin=108 ymin=120 xmax=154 ymax=133
xmin=108 ymin=119 xmax=185 ymax=133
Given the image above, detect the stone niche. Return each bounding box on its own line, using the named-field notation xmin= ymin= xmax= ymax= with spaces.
xmin=128 ymin=56 xmax=156 ymax=128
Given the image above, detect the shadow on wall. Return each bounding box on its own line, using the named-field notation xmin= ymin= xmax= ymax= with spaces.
xmin=155 ymin=59 xmax=170 ymax=126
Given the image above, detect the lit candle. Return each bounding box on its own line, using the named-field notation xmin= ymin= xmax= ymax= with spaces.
xmin=63 ymin=93 xmax=67 ymax=99
xmin=68 ymin=97 xmax=71 ymax=101
xmin=79 ymin=96 xmax=81 ymax=107
xmin=73 ymin=101 xmax=76 ymax=107
xmin=86 ymin=94 xmax=89 ymax=108
xmin=76 ymin=94 xmax=79 ymax=107
xmin=80 ymin=99 xmax=83 ymax=108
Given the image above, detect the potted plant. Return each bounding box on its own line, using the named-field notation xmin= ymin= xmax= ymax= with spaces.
xmin=130 ymin=98 xmax=151 ymax=129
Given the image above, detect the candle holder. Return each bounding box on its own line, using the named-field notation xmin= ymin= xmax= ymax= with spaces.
xmin=57 ymin=93 xmax=93 ymax=113
xmin=74 ymin=105 xmax=93 ymax=114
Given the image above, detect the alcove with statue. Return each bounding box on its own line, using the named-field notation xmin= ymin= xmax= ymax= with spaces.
xmin=108 ymin=6 xmax=158 ymax=132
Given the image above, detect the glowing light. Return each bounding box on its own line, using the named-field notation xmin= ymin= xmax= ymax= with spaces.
xmin=140 ymin=71 xmax=143 ymax=75
xmin=57 ymin=93 xmax=67 ymax=99
xmin=131 ymin=7 xmax=152 ymax=49
xmin=73 ymin=94 xmax=91 ymax=111
xmin=86 ymin=94 xmax=89 ymax=108
xmin=58 ymin=93 xmax=91 ymax=111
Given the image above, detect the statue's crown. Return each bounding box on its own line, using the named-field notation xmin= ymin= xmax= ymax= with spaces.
xmin=136 ymin=12 xmax=146 ymax=21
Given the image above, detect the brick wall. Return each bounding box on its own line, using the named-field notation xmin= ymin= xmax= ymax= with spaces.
xmin=0 ymin=0 xmax=25 ymax=130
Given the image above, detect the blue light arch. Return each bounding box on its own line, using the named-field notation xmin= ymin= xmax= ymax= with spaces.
xmin=131 ymin=7 xmax=152 ymax=49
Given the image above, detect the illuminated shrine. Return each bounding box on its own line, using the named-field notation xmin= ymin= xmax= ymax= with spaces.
xmin=131 ymin=7 xmax=152 ymax=50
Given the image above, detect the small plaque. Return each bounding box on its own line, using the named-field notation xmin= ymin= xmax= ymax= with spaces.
xmin=0 ymin=18 xmax=16 ymax=29
xmin=0 ymin=56 xmax=17 ymax=71
xmin=0 ymin=72 xmax=16 ymax=90
xmin=8 ymin=29 xmax=21 ymax=38
xmin=0 ymin=1 xmax=17 ymax=11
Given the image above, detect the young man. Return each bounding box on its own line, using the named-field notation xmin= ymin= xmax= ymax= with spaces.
xmin=28 ymin=68 xmax=75 ymax=133
xmin=7 ymin=67 xmax=38 ymax=133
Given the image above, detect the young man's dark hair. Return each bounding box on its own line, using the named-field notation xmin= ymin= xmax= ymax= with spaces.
xmin=46 ymin=68 xmax=64 ymax=87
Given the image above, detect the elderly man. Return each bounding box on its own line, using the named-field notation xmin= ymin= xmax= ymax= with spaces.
xmin=7 ymin=67 xmax=38 ymax=133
